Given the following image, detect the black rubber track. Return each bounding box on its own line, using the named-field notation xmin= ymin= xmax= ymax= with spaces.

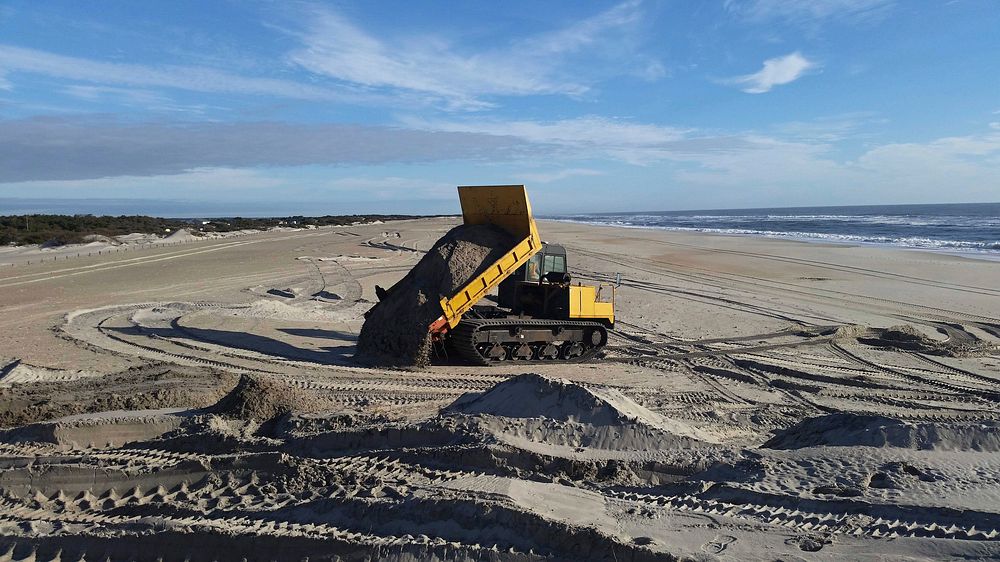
xmin=447 ymin=317 xmax=608 ymax=365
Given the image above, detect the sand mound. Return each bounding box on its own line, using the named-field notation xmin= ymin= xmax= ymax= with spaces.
xmin=857 ymin=324 xmax=947 ymax=353
xmin=764 ymin=413 xmax=1000 ymax=451
xmin=830 ymin=324 xmax=870 ymax=339
xmin=235 ymin=298 xmax=343 ymax=321
xmin=210 ymin=374 xmax=315 ymax=422
xmin=446 ymin=373 xmax=715 ymax=444
xmin=163 ymin=228 xmax=197 ymax=243
xmin=448 ymin=373 xmax=660 ymax=425
xmin=355 ymin=224 xmax=514 ymax=367
xmin=832 ymin=324 xmax=985 ymax=356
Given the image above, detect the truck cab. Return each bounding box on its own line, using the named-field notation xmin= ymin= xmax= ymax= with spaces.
xmin=496 ymin=243 xmax=613 ymax=328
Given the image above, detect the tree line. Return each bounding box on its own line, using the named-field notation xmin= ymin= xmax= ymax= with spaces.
xmin=0 ymin=214 xmax=423 ymax=246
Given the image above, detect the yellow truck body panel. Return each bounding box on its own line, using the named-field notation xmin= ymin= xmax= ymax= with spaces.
xmin=568 ymin=284 xmax=616 ymax=324
xmin=437 ymin=185 xmax=542 ymax=329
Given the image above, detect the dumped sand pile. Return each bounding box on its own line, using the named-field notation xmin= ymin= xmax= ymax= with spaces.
xmin=448 ymin=373 xmax=663 ymax=425
xmin=765 ymin=413 xmax=1000 ymax=451
xmin=210 ymin=374 xmax=318 ymax=422
xmin=858 ymin=324 xmax=956 ymax=355
xmin=859 ymin=324 xmax=939 ymax=348
xmin=163 ymin=228 xmax=197 ymax=243
xmin=232 ymin=298 xmax=353 ymax=322
xmin=830 ymin=324 xmax=870 ymax=339
xmin=446 ymin=373 xmax=716 ymax=445
xmin=356 ymin=224 xmax=514 ymax=367
xmin=832 ymin=323 xmax=987 ymax=356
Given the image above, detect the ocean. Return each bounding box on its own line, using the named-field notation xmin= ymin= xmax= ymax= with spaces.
xmin=549 ymin=202 xmax=1000 ymax=258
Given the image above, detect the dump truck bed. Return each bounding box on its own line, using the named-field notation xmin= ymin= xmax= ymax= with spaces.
xmin=430 ymin=185 xmax=542 ymax=335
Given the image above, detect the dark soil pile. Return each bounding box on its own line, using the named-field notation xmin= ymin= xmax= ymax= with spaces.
xmin=210 ymin=374 xmax=314 ymax=422
xmin=356 ymin=224 xmax=514 ymax=367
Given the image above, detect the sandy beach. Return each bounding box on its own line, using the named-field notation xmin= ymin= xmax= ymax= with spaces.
xmin=1 ymin=218 xmax=998 ymax=561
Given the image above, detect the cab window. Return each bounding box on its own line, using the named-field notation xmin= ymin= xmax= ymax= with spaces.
xmin=525 ymin=254 xmax=542 ymax=282
xmin=543 ymin=254 xmax=566 ymax=274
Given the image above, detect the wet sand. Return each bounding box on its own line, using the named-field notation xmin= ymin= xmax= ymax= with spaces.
xmin=0 ymin=218 xmax=998 ymax=561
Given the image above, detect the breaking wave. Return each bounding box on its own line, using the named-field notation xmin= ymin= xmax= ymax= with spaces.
xmin=549 ymin=202 xmax=1000 ymax=258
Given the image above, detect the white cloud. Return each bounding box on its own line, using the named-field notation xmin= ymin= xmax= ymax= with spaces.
xmin=420 ymin=112 xmax=998 ymax=205
xmin=672 ymin=127 xmax=1000 ymax=205
xmin=287 ymin=1 xmax=660 ymax=109
xmin=673 ymin=136 xmax=851 ymax=187
xmin=857 ymin=133 xmax=1000 ymax=170
xmin=726 ymin=52 xmax=816 ymax=94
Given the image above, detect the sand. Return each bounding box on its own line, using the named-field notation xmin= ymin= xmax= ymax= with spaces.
xmin=0 ymin=217 xmax=998 ymax=560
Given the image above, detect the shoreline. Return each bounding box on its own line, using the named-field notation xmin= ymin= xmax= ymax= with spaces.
xmin=546 ymin=218 xmax=1000 ymax=263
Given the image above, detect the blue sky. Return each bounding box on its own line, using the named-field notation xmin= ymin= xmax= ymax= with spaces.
xmin=1 ymin=0 xmax=998 ymax=215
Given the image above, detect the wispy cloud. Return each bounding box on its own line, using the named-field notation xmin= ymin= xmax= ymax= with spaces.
xmin=4 ymin=113 xmax=999 ymax=207
xmin=727 ymin=0 xmax=895 ymax=26
xmin=773 ymin=111 xmax=886 ymax=141
xmin=0 ymin=117 xmax=529 ymax=182
xmin=0 ymin=45 xmax=367 ymax=103
xmin=725 ymin=52 xmax=816 ymax=94
xmin=62 ymin=85 xmax=219 ymax=115
xmin=520 ymin=168 xmax=606 ymax=183
xmin=674 ymin=127 xmax=1000 ymax=204
xmin=407 ymin=116 xmax=691 ymax=161
xmin=63 ymin=85 xmax=166 ymax=104
xmin=287 ymin=1 xmax=660 ymax=109
xmin=0 ymin=3 xmax=660 ymax=112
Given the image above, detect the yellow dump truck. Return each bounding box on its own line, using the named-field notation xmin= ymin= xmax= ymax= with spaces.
xmin=429 ymin=185 xmax=615 ymax=364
